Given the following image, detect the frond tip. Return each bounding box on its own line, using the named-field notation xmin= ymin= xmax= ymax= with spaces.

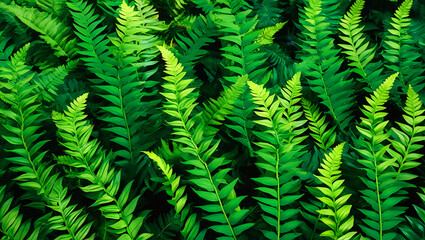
xmin=314 ymin=143 xmax=357 ymax=239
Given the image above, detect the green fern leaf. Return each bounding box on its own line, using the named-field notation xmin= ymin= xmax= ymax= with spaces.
xmin=48 ymin=178 xmax=95 ymax=240
xmin=68 ymin=0 xmax=150 ymax=176
xmin=255 ymin=22 xmax=287 ymax=45
xmin=52 ymin=93 xmax=153 ymax=240
xmin=302 ymin=98 xmax=336 ymax=151
xmin=0 ymin=2 xmax=77 ymax=58
xmin=382 ymin=0 xmax=425 ymax=100
xmin=0 ymin=43 xmax=53 ymax=196
xmin=0 ymin=185 xmax=40 ymax=240
xmin=214 ymin=3 xmax=270 ymax=85
xmin=388 ymin=85 xmax=425 ymax=181
xmin=159 ymin=46 xmax=253 ymax=239
xmin=175 ymin=15 xmax=216 ymax=79
xmin=144 ymin=151 xmax=207 ymax=240
xmin=201 ymin=75 xmax=247 ymax=137
xmin=355 ymin=72 xmax=408 ymax=240
xmin=278 ymin=72 xmax=308 ymax=145
xmin=298 ymin=0 xmax=355 ymax=130
xmin=338 ymin=0 xmax=385 ymax=92
xmin=314 ymin=143 xmax=357 ymax=239
xmin=226 ymin=87 xmax=256 ymax=157
xmin=248 ymin=78 xmax=304 ymax=240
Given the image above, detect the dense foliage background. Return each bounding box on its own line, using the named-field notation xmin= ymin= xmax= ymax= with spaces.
xmin=0 ymin=0 xmax=424 ymax=239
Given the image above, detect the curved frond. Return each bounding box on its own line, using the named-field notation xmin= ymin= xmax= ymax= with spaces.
xmin=144 ymin=151 xmax=207 ymax=240
xmin=255 ymin=22 xmax=287 ymax=45
xmin=175 ymin=15 xmax=216 ymax=79
xmin=302 ymin=98 xmax=336 ymax=151
xmin=0 ymin=44 xmax=53 ymax=196
xmin=0 ymin=2 xmax=77 ymax=58
xmin=69 ymin=0 xmax=151 ymax=176
xmin=201 ymin=75 xmax=247 ymax=137
xmin=214 ymin=3 xmax=270 ymax=85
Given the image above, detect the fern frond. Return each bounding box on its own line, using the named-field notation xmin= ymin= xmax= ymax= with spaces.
xmin=48 ymin=178 xmax=95 ymax=240
xmin=0 ymin=185 xmax=40 ymax=240
xmin=66 ymin=0 xmax=111 ymax=79
xmin=320 ymin=0 xmax=345 ymax=32
xmin=382 ymin=0 xmax=425 ymax=99
xmin=302 ymin=98 xmax=336 ymax=151
xmin=0 ymin=43 xmax=53 ymax=196
xmin=226 ymin=88 xmax=256 ymax=157
xmin=400 ymin=187 xmax=425 ymax=239
xmin=192 ymin=0 xmax=219 ymax=14
xmin=278 ymin=72 xmax=308 ymax=144
xmin=35 ymin=0 xmax=68 ymax=16
xmin=255 ymin=22 xmax=287 ymax=45
xmin=314 ymin=143 xmax=357 ymax=239
xmin=388 ymin=85 xmax=425 ymax=181
xmin=214 ymin=4 xmax=270 ymax=85
xmin=52 ymin=93 xmax=153 ymax=240
xmin=248 ymin=80 xmax=304 ymax=240
xmin=338 ymin=0 xmax=385 ymax=92
xmin=69 ymin=0 xmax=150 ymax=176
xmin=32 ymin=60 xmax=77 ymax=103
xmin=201 ymin=75 xmax=247 ymax=137
xmin=159 ymin=46 xmax=254 ymax=239
xmin=0 ymin=2 xmax=77 ymax=58
xmin=298 ymin=0 xmax=355 ymax=130
xmin=355 ymin=72 xmax=408 ymax=240
xmin=253 ymin=0 xmax=284 ymax=28
xmin=144 ymin=151 xmax=207 ymax=240
xmin=175 ymin=15 xmax=216 ymax=79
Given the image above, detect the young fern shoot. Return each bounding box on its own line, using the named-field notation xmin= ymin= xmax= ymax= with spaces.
xmin=314 ymin=143 xmax=356 ymax=239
